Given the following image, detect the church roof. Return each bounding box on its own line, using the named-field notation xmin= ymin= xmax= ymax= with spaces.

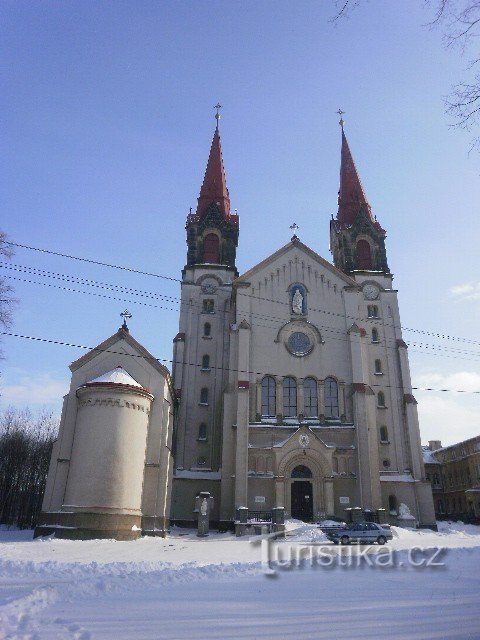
xmin=236 ymin=237 xmax=360 ymax=287
xmin=196 ymin=124 xmax=231 ymax=218
xmin=69 ymin=327 xmax=174 ymax=398
xmin=86 ymin=366 xmax=143 ymax=388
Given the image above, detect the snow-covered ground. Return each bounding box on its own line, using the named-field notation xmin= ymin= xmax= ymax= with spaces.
xmin=1 ymin=521 xmax=479 ymax=639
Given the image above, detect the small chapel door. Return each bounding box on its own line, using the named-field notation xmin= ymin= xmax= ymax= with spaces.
xmin=291 ymin=481 xmax=313 ymax=521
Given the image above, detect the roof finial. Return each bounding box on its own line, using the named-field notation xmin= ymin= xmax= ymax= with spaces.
xmin=290 ymin=222 xmax=300 ymax=241
xmin=120 ymin=309 xmax=132 ymax=331
xmin=214 ymin=102 xmax=222 ymax=128
xmin=337 ymin=108 xmax=345 ymax=128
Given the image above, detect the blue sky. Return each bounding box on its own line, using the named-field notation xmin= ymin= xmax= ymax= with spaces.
xmin=1 ymin=1 xmax=479 ymax=446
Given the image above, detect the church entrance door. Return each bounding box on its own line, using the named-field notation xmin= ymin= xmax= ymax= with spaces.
xmin=291 ymin=481 xmax=313 ymax=521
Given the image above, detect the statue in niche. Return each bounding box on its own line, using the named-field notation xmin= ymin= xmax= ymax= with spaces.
xmin=292 ymin=288 xmax=304 ymax=314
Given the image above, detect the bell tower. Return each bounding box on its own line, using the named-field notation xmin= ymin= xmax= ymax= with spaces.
xmin=172 ymin=110 xmax=238 ymax=524
xmin=330 ymin=120 xmax=389 ymax=276
xmin=185 ymin=107 xmax=239 ymax=273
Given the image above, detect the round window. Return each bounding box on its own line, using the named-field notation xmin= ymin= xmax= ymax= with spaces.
xmin=287 ymin=331 xmax=312 ymax=356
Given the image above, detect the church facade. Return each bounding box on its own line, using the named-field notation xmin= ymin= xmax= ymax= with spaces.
xmin=171 ymin=119 xmax=436 ymax=530
xmin=37 ymin=117 xmax=436 ymax=540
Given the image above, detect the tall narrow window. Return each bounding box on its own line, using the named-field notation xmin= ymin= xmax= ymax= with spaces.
xmin=356 ymin=239 xmax=373 ymax=270
xmin=324 ymin=377 xmax=339 ymax=418
xmin=198 ymin=423 xmax=207 ymax=440
xmin=203 ymin=322 xmax=211 ymax=337
xmin=200 ymin=388 xmax=209 ymax=405
xmin=203 ymin=233 xmax=219 ymax=263
xmin=261 ymin=376 xmax=276 ymax=417
xmin=380 ymin=426 xmax=389 ymax=442
xmin=282 ymin=377 xmax=297 ymax=417
xmin=375 ymin=359 xmax=382 ymax=374
xmin=303 ymin=378 xmax=318 ymax=417
xmin=377 ymin=391 xmax=385 ymax=407
xmin=371 ymin=328 xmax=379 ymax=342
xmin=201 ymin=354 xmax=210 ymax=370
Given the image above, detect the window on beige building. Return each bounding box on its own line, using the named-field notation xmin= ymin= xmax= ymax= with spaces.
xmin=261 ymin=376 xmax=276 ymax=417
xmin=283 ymin=377 xmax=297 ymax=417
xmin=303 ymin=378 xmax=318 ymax=417
xmin=200 ymin=388 xmax=209 ymax=405
xmin=324 ymin=377 xmax=339 ymax=419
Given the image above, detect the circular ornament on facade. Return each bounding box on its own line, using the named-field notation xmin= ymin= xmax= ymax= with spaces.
xmin=363 ymin=283 xmax=379 ymax=300
xmin=287 ymin=331 xmax=312 ymax=357
xmin=299 ymin=434 xmax=310 ymax=448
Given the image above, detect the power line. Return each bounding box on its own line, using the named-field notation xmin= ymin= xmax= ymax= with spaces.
xmin=3 ymin=242 xmax=479 ymax=348
xmin=1 ymin=329 xmax=480 ymax=396
xmin=2 ymin=240 xmax=181 ymax=283
xmin=0 ymin=262 xmax=179 ymax=303
xmin=2 ymin=268 xmax=480 ymax=362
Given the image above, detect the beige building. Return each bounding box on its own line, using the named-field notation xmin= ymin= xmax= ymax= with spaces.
xmin=171 ymin=120 xmax=436 ymax=530
xmin=35 ymin=325 xmax=175 ymax=540
xmin=423 ymin=436 xmax=480 ymax=521
xmin=37 ymin=118 xmax=436 ymax=539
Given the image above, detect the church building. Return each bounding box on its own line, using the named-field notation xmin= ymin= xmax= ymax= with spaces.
xmin=171 ymin=115 xmax=435 ymax=530
xmin=37 ymin=114 xmax=436 ymax=540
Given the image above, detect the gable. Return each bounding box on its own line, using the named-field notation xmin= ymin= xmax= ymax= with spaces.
xmin=236 ymin=238 xmax=358 ymax=289
xmin=70 ymin=327 xmax=172 ymax=381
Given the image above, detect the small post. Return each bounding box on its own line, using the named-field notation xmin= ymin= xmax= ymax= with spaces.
xmin=194 ymin=492 xmax=214 ymax=537
xmin=272 ymin=506 xmax=286 ymax=538
xmin=235 ymin=506 xmax=249 ymax=537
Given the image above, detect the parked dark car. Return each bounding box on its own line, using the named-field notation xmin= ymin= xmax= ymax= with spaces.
xmin=326 ymin=522 xmax=393 ymax=545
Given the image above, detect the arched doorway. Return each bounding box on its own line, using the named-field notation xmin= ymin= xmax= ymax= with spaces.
xmin=290 ymin=465 xmax=313 ymax=521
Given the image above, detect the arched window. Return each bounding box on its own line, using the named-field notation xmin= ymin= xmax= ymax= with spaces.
xmin=203 ymin=322 xmax=211 ymax=337
xmin=377 ymin=391 xmax=385 ymax=407
xmin=198 ymin=423 xmax=207 ymax=440
xmin=203 ymin=233 xmax=219 ymax=263
xmin=303 ymin=378 xmax=318 ymax=417
xmin=380 ymin=426 xmax=389 ymax=442
xmin=291 ymin=465 xmax=312 ymax=478
xmin=367 ymin=305 xmax=379 ymax=318
xmin=324 ymin=377 xmax=339 ymax=418
xmin=201 ymin=354 xmax=210 ymax=370
xmin=375 ymin=359 xmax=382 ymax=374
xmin=261 ymin=376 xmax=276 ymax=417
xmin=283 ymin=377 xmax=297 ymax=417
xmin=388 ymin=495 xmax=397 ymax=514
xmin=372 ymin=328 xmax=379 ymax=342
xmin=356 ymin=239 xmax=373 ymax=270
xmin=200 ymin=388 xmax=209 ymax=405
xmin=383 ymin=459 xmax=391 ymax=468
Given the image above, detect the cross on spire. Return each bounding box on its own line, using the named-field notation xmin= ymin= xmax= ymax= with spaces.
xmin=214 ymin=103 xmax=222 ymax=126
xmin=337 ymin=108 xmax=345 ymax=128
xmin=290 ymin=222 xmax=300 ymax=240
xmin=120 ymin=309 xmax=132 ymax=330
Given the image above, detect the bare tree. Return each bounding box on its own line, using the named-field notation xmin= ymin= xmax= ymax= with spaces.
xmin=0 ymin=232 xmax=15 ymax=328
xmin=0 ymin=407 xmax=58 ymax=529
xmin=0 ymin=232 xmax=16 ymax=377
xmin=331 ymin=1 xmax=480 ymax=149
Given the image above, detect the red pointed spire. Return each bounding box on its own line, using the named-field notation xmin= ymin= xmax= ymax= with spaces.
xmin=196 ymin=123 xmax=231 ymax=218
xmin=337 ymin=125 xmax=382 ymax=229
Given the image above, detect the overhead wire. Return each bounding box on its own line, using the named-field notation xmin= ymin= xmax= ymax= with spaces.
xmin=1 ymin=261 xmax=480 ymax=361
xmin=1 ymin=329 xmax=480 ymax=396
